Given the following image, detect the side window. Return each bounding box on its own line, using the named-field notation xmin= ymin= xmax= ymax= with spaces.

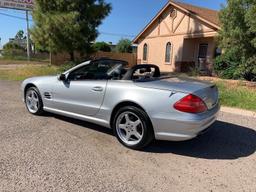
xmin=68 ymin=64 xmax=95 ymax=81
xmin=143 ymin=43 xmax=148 ymax=61
xmin=165 ymin=42 xmax=172 ymax=63
xmin=68 ymin=62 xmax=110 ymax=81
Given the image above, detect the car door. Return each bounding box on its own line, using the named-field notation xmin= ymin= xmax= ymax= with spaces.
xmin=51 ymin=61 xmax=108 ymax=116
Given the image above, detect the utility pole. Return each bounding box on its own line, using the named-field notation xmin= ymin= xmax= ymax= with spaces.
xmin=26 ymin=10 xmax=30 ymax=61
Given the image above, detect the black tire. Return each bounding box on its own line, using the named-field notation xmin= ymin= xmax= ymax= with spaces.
xmin=25 ymin=87 xmax=44 ymax=115
xmin=113 ymin=106 xmax=154 ymax=150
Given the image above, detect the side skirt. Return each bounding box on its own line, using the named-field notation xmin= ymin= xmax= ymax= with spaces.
xmin=44 ymin=107 xmax=111 ymax=128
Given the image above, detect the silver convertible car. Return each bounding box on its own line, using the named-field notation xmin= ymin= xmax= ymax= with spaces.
xmin=21 ymin=59 xmax=220 ymax=149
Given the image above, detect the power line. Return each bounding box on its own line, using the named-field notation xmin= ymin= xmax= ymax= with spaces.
xmin=99 ymin=31 xmax=135 ymax=38
xmin=0 ymin=11 xmax=33 ymax=21
xmin=0 ymin=11 xmax=136 ymax=38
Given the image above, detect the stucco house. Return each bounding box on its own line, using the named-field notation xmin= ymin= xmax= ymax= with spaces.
xmin=133 ymin=1 xmax=221 ymax=73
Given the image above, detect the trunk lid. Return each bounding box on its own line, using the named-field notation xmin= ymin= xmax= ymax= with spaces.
xmin=135 ymin=77 xmax=219 ymax=110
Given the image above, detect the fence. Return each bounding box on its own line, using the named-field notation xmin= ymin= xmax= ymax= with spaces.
xmin=51 ymin=51 xmax=137 ymax=67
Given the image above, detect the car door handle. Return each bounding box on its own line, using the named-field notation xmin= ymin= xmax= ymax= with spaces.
xmin=92 ymin=87 xmax=104 ymax=92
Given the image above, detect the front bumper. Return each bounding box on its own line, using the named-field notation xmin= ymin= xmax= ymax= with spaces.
xmin=150 ymin=104 xmax=220 ymax=141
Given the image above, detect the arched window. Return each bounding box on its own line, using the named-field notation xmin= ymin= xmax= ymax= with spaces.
xmin=165 ymin=42 xmax=172 ymax=63
xmin=143 ymin=43 xmax=148 ymax=61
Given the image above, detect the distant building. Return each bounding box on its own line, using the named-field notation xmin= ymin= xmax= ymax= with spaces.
xmin=133 ymin=1 xmax=220 ymax=73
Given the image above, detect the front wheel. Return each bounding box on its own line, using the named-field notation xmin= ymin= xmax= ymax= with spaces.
xmin=113 ymin=106 xmax=154 ymax=150
xmin=25 ymin=87 xmax=44 ymax=115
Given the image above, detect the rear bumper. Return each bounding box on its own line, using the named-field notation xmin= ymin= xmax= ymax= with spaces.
xmin=150 ymin=104 xmax=220 ymax=141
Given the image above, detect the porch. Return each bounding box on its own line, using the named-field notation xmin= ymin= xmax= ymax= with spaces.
xmin=177 ymin=36 xmax=217 ymax=74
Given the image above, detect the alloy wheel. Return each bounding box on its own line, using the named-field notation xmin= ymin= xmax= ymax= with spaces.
xmin=26 ymin=89 xmax=40 ymax=113
xmin=116 ymin=111 xmax=144 ymax=146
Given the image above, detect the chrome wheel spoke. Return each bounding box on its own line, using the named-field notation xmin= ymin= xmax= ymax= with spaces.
xmin=33 ymin=103 xmax=38 ymax=110
xmin=133 ymin=131 xmax=142 ymax=140
xmin=133 ymin=119 xmax=141 ymax=127
xmin=124 ymin=114 xmax=130 ymax=123
xmin=125 ymin=132 xmax=131 ymax=141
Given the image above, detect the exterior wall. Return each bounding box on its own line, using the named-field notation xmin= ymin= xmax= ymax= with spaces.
xmin=137 ymin=35 xmax=184 ymax=72
xmin=136 ymin=4 xmax=218 ymax=72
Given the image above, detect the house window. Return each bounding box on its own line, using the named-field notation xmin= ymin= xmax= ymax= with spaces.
xmin=143 ymin=43 xmax=148 ymax=61
xmin=165 ymin=42 xmax=172 ymax=63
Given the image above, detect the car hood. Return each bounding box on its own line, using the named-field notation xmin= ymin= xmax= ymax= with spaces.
xmin=135 ymin=77 xmax=214 ymax=93
xmin=22 ymin=76 xmax=57 ymax=90
xmin=23 ymin=75 xmax=57 ymax=83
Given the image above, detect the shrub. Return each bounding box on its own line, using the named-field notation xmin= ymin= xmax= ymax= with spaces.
xmin=2 ymin=42 xmax=26 ymax=57
xmin=214 ymin=51 xmax=241 ymax=80
xmin=116 ymin=39 xmax=133 ymax=53
xmin=92 ymin=42 xmax=111 ymax=52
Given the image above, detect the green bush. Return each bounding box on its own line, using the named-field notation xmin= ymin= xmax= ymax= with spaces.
xmin=92 ymin=42 xmax=111 ymax=52
xmin=214 ymin=51 xmax=241 ymax=80
xmin=214 ymin=57 xmax=231 ymax=79
xmin=2 ymin=42 xmax=26 ymax=57
xmin=215 ymin=51 xmax=256 ymax=81
xmin=116 ymin=39 xmax=133 ymax=53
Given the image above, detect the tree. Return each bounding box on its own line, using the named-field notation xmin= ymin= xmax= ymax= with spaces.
xmin=93 ymin=42 xmax=111 ymax=52
xmin=31 ymin=0 xmax=112 ymax=61
xmin=3 ymin=42 xmax=24 ymax=50
xmin=3 ymin=42 xmax=25 ymax=56
xmin=15 ymin=30 xmax=25 ymax=40
xmin=216 ymin=0 xmax=256 ymax=81
xmin=116 ymin=39 xmax=133 ymax=53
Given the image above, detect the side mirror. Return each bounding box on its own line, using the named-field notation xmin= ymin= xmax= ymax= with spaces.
xmin=58 ymin=74 xmax=67 ymax=81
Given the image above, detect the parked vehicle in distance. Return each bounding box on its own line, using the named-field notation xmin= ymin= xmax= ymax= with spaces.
xmin=21 ymin=59 xmax=220 ymax=149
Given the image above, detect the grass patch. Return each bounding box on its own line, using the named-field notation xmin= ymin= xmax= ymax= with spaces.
xmin=0 ymin=55 xmax=49 ymax=63
xmin=0 ymin=65 xmax=60 ymax=81
xmin=216 ymin=81 xmax=256 ymax=111
xmin=0 ymin=58 xmax=49 ymax=65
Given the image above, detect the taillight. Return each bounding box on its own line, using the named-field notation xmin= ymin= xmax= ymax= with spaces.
xmin=174 ymin=94 xmax=207 ymax=113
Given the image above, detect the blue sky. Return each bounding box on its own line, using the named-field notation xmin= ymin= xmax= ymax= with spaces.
xmin=0 ymin=0 xmax=225 ymax=47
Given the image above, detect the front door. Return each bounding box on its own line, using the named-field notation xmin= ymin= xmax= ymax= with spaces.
xmin=52 ymin=80 xmax=107 ymax=116
xmin=51 ymin=61 xmax=111 ymax=116
xmin=198 ymin=43 xmax=208 ymax=69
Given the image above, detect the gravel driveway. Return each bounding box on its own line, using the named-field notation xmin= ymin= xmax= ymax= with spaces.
xmin=0 ymin=80 xmax=255 ymax=192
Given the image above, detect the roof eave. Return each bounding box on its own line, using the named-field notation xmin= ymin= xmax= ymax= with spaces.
xmin=133 ymin=1 xmax=170 ymax=44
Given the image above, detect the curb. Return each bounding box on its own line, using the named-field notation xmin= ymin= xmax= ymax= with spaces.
xmin=221 ymin=106 xmax=256 ymax=118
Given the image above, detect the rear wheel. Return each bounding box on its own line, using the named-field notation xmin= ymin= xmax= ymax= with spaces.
xmin=113 ymin=106 xmax=154 ymax=150
xmin=25 ymin=87 xmax=44 ymax=115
